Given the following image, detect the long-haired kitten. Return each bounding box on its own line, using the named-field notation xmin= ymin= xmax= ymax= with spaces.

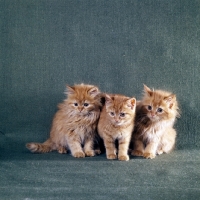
xmin=98 ymin=94 xmax=136 ymax=161
xmin=131 ymin=85 xmax=180 ymax=159
xmin=26 ymin=84 xmax=102 ymax=158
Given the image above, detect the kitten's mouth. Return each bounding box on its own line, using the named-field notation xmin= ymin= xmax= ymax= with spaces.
xmin=114 ymin=121 xmax=122 ymax=126
xmin=78 ymin=111 xmax=92 ymax=116
xmin=149 ymin=116 xmax=159 ymax=122
xmin=77 ymin=111 xmax=86 ymax=115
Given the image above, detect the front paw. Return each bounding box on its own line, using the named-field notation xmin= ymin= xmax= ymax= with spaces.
xmin=131 ymin=150 xmax=143 ymax=157
xmin=107 ymin=154 xmax=117 ymax=160
xmin=57 ymin=146 xmax=67 ymax=154
xmin=118 ymin=155 xmax=129 ymax=161
xmin=73 ymin=151 xmax=85 ymax=158
xmin=157 ymin=149 xmax=163 ymax=155
xmin=94 ymin=149 xmax=101 ymax=155
xmin=143 ymin=152 xmax=156 ymax=159
xmin=85 ymin=150 xmax=95 ymax=157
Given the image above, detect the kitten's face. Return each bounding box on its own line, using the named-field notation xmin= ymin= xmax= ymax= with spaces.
xmin=66 ymin=84 xmax=101 ymax=116
xmin=105 ymin=95 xmax=136 ymax=126
xmin=71 ymin=99 xmax=95 ymax=116
xmin=142 ymin=85 xmax=177 ymax=122
xmin=143 ymin=100 xmax=168 ymax=122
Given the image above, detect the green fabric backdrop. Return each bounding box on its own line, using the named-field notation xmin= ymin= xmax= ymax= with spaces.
xmin=0 ymin=0 xmax=200 ymax=199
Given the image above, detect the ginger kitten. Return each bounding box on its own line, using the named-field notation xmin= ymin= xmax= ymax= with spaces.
xmin=26 ymin=84 xmax=102 ymax=158
xmin=98 ymin=94 xmax=136 ymax=161
xmin=131 ymin=85 xmax=180 ymax=159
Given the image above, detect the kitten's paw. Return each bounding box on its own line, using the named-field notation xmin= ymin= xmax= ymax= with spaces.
xmin=73 ymin=152 xmax=85 ymax=158
xmin=143 ymin=152 xmax=156 ymax=159
xmin=107 ymin=154 xmax=117 ymax=160
xmin=128 ymin=149 xmax=132 ymax=154
xmin=157 ymin=149 xmax=163 ymax=155
xmin=26 ymin=143 xmax=38 ymax=153
xmin=94 ymin=149 xmax=101 ymax=155
xmin=57 ymin=147 xmax=67 ymax=154
xmin=131 ymin=150 xmax=143 ymax=157
xmin=85 ymin=150 xmax=95 ymax=157
xmin=118 ymin=155 xmax=129 ymax=161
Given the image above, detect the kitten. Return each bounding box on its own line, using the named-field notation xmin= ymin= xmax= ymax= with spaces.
xmin=26 ymin=84 xmax=102 ymax=158
xmin=131 ymin=85 xmax=180 ymax=159
xmin=98 ymin=94 xmax=136 ymax=161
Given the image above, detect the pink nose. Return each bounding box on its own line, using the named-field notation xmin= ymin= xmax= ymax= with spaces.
xmin=78 ymin=107 xmax=83 ymax=112
xmin=115 ymin=118 xmax=120 ymax=123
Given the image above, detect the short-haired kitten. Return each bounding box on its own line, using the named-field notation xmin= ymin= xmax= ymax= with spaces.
xmin=98 ymin=94 xmax=136 ymax=161
xmin=26 ymin=84 xmax=102 ymax=158
xmin=131 ymin=85 xmax=180 ymax=159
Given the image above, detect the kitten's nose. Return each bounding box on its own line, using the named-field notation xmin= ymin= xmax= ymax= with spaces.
xmin=78 ymin=107 xmax=83 ymax=112
xmin=151 ymin=112 xmax=156 ymax=117
xmin=115 ymin=117 xmax=120 ymax=123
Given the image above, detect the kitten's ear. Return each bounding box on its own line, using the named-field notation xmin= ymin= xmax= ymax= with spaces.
xmin=66 ymin=85 xmax=75 ymax=95
xmin=105 ymin=94 xmax=113 ymax=107
xmin=88 ymin=87 xmax=100 ymax=97
xmin=143 ymin=84 xmax=153 ymax=97
xmin=126 ymin=98 xmax=136 ymax=110
xmin=164 ymin=94 xmax=176 ymax=109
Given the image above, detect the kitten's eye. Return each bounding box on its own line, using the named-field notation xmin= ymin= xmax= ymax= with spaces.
xmin=84 ymin=103 xmax=89 ymax=107
xmin=147 ymin=105 xmax=152 ymax=110
xmin=120 ymin=113 xmax=125 ymax=117
xmin=110 ymin=112 xmax=115 ymax=116
xmin=74 ymin=103 xmax=78 ymax=106
xmin=157 ymin=108 xmax=163 ymax=113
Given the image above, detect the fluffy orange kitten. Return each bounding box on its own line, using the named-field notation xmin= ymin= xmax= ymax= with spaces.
xmin=131 ymin=85 xmax=180 ymax=159
xmin=98 ymin=94 xmax=136 ymax=161
xmin=26 ymin=84 xmax=102 ymax=158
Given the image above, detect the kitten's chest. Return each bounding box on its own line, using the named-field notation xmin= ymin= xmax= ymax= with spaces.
xmin=69 ymin=112 xmax=98 ymax=128
xmin=77 ymin=127 xmax=88 ymax=141
xmin=144 ymin=126 xmax=162 ymax=136
xmin=75 ymin=125 xmax=94 ymax=135
xmin=112 ymin=126 xmax=133 ymax=139
xmin=142 ymin=121 xmax=171 ymax=140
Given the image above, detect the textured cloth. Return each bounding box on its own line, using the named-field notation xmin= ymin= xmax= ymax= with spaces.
xmin=0 ymin=0 xmax=200 ymax=199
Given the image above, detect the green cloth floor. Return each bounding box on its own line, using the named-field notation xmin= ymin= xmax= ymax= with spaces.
xmin=1 ymin=0 xmax=200 ymax=199
xmin=1 ymin=131 xmax=200 ymax=200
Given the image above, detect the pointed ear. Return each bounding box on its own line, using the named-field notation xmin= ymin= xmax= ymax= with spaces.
xmin=143 ymin=84 xmax=153 ymax=96
xmin=66 ymin=85 xmax=75 ymax=95
xmin=126 ymin=98 xmax=136 ymax=110
xmin=88 ymin=86 xmax=100 ymax=97
xmin=164 ymin=94 xmax=176 ymax=109
xmin=105 ymin=94 xmax=113 ymax=108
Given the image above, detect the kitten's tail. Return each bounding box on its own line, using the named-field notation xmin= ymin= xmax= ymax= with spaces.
xmin=26 ymin=139 xmax=53 ymax=153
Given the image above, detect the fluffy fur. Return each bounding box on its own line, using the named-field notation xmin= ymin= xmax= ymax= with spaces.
xmin=98 ymin=94 xmax=136 ymax=161
xmin=26 ymin=84 xmax=102 ymax=158
xmin=131 ymin=85 xmax=180 ymax=159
